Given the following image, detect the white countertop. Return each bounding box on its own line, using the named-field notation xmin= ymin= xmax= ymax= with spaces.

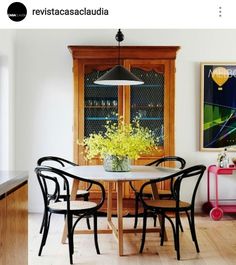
xmin=64 ymin=165 xmax=179 ymax=181
xmin=0 ymin=171 xmax=28 ymax=196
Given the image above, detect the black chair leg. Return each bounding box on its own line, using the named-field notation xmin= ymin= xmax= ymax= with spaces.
xmin=134 ymin=193 xmax=139 ymax=229
xmin=84 ymin=195 xmax=91 ymax=230
xmin=186 ymin=211 xmax=194 ymax=241
xmin=175 ymin=213 xmax=180 ymax=260
xmin=186 ymin=209 xmax=199 ymax=252
xmin=139 ymin=208 xmax=147 ymax=253
xmin=38 ymin=212 xmax=51 ymax=256
xmin=179 ymin=217 xmax=184 ymax=232
xmin=67 ymin=214 xmax=74 ymax=265
xmin=190 ymin=210 xmax=200 ymax=253
xmin=165 ymin=214 xmax=177 ymax=250
xmin=39 ymin=211 xmax=46 ymax=234
xmin=160 ymin=213 xmax=165 ymax=246
xmin=93 ymin=212 xmax=100 ymax=254
xmin=86 ymin=216 xmax=91 ymax=230
xmin=153 ymin=214 xmax=157 ymax=227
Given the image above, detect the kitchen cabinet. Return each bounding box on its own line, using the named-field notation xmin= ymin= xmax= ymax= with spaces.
xmin=0 ymin=176 xmax=28 ymax=265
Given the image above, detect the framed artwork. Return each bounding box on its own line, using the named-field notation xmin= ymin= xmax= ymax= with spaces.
xmin=200 ymin=63 xmax=236 ymax=150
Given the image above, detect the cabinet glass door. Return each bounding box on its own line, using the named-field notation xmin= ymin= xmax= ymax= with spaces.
xmin=84 ymin=65 xmax=118 ymax=137
xmin=130 ymin=65 xmax=165 ymax=148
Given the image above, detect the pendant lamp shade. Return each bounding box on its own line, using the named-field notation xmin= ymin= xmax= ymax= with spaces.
xmin=94 ymin=29 xmax=144 ymax=86
xmin=94 ymin=65 xmax=144 ymax=86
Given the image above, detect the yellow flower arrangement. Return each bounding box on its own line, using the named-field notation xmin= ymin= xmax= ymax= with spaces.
xmin=83 ymin=118 xmax=157 ymax=161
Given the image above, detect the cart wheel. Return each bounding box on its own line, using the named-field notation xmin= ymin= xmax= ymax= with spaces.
xmin=210 ymin=207 xmax=223 ymax=221
xmin=202 ymin=202 xmax=212 ymax=214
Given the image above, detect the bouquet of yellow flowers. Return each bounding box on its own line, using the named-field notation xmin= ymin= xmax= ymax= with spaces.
xmin=83 ymin=118 xmax=156 ymax=171
xmin=83 ymin=118 xmax=156 ymax=162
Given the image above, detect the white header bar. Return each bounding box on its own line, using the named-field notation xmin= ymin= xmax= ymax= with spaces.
xmin=0 ymin=0 xmax=234 ymax=29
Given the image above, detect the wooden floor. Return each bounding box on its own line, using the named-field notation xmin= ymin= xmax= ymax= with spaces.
xmin=29 ymin=213 xmax=236 ymax=265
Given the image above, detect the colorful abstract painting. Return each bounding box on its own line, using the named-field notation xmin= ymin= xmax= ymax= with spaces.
xmin=201 ymin=63 xmax=236 ymax=150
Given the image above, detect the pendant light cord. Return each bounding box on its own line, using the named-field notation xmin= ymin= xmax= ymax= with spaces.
xmin=116 ymin=29 xmax=124 ymax=66
xmin=118 ymin=41 xmax=120 ymax=65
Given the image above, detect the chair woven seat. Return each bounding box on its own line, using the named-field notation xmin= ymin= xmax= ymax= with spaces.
xmin=49 ymin=200 xmax=97 ymax=211
xmin=146 ymin=199 xmax=190 ymax=209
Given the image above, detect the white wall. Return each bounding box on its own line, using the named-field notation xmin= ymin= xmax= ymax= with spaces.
xmin=13 ymin=29 xmax=236 ymax=213
xmin=0 ymin=30 xmax=15 ymax=170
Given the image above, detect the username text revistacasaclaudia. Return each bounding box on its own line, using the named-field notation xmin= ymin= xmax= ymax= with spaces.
xmin=32 ymin=7 xmax=109 ymax=16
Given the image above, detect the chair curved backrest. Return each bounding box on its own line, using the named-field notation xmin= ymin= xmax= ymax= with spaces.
xmin=140 ymin=165 xmax=206 ymax=209
xmin=35 ymin=166 xmax=105 ymax=212
xmin=37 ymin=156 xmax=92 ymax=191
xmin=129 ymin=156 xmax=186 ymax=193
xmin=146 ymin=156 xmax=186 ymax=169
xmin=37 ymin=156 xmax=77 ymax=167
xmin=173 ymin=165 xmax=206 ymax=209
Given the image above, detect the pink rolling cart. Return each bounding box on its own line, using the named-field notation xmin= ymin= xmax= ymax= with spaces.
xmin=203 ymin=165 xmax=236 ymax=220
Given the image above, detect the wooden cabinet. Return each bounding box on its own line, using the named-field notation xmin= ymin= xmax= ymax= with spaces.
xmin=68 ymin=46 xmax=180 ymax=204
xmin=0 ymin=182 xmax=28 ymax=265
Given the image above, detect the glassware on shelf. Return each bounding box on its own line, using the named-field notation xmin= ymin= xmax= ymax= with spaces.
xmin=148 ymin=102 xmax=154 ymax=108
xmin=87 ymin=99 xmax=93 ymax=106
xmin=101 ymin=99 xmax=106 ymax=107
xmin=112 ymin=99 xmax=118 ymax=107
xmin=93 ymin=99 xmax=100 ymax=106
xmin=137 ymin=110 xmax=147 ymax=118
xmin=110 ymin=111 xmax=117 ymax=118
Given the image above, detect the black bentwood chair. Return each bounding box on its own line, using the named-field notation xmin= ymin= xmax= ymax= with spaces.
xmin=37 ymin=156 xmax=93 ymax=233
xmin=139 ymin=165 xmax=206 ymax=260
xmin=35 ymin=166 xmax=105 ymax=264
xmin=129 ymin=156 xmax=186 ymax=229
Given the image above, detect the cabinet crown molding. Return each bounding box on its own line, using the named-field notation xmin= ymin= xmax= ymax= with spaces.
xmin=68 ymin=46 xmax=180 ymax=60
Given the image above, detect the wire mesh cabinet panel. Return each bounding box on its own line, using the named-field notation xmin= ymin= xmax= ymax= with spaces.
xmin=84 ymin=65 xmax=119 ymax=138
xmin=131 ymin=66 xmax=165 ymax=146
xmin=123 ymin=60 xmax=174 ymax=160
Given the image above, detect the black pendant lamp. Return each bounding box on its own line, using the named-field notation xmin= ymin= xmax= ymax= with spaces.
xmin=94 ymin=29 xmax=144 ymax=86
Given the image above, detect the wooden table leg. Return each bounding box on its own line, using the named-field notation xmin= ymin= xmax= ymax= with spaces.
xmin=61 ymin=179 xmax=80 ymax=244
xmin=107 ymin=182 xmax=113 ymax=221
xmin=117 ymin=181 xmax=123 ymax=256
xmin=151 ymin=182 xmax=167 ymax=241
xmin=151 ymin=182 xmax=159 ymax=200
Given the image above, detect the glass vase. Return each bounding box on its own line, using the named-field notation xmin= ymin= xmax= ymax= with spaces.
xmin=103 ymin=155 xmax=131 ymax=172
